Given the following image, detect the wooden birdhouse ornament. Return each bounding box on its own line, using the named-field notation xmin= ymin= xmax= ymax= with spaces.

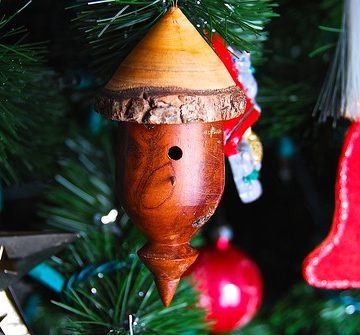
xmin=96 ymin=7 xmax=246 ymax=306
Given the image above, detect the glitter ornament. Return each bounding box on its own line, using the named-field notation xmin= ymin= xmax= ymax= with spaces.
xmin=304 ymin=122 xmax=360 ymax=288
xmin=188 ymin=229 xmax=263 ymax=333
xmin=303 ymin=0 xmax=360 ymax=289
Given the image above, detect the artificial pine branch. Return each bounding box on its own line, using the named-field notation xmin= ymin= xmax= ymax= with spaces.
xmin=0 ymin=5 xmax=66 ymax=183
xmin=70 ymin=0 xmax=277 ymax=81
xmin=39 ymin=132 xmax=117 ymax=233
xmin=53 ymin=258 xmax=207 ymax=335
xmin=253 ymin=0 xmax=343 ymax=138
xmin=256 ymin=78 xmax=313 ymax=138
xmin=240 ymin=283 xmax=360 ymax=335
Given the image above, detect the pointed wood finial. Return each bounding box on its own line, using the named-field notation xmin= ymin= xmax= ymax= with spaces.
xmin=156 ymin=278 xmax=180 ymax=308
xmin=138 ymin=241 xmax=199 ymax=306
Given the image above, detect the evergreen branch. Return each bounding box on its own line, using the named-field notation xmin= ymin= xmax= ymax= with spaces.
xmin=309 ymin=42 xmax=336 ymax=58
xmin=0 ymin=6 xmax=65 ymax=184
xmin=240 ymin=283 xmax=360 ymax=335
xmin=55 ymin=257 xmax=207 ymax=335
xmin=39 ymin=133 xmax=118 ymax=233
xmin=71 ymin=0 xmax=277 ymax=80
xmin=256 ymin=79 xmax=313 ymax=138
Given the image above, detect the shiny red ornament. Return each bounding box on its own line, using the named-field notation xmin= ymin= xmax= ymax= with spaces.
xmin=303 ymin=122 xmax=360 ymax=288
xmin=188 ymin=238 xmax=263 ymax=333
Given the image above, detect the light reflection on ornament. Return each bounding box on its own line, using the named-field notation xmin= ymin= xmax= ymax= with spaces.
xmin=220 ymin=283 xmax=241 ymax=307
xmin=101 ymin=209 xmax=118 ymax=224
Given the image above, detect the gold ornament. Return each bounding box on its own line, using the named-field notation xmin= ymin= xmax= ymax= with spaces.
xmin=244 ymin=128 xmax=263 ymax=164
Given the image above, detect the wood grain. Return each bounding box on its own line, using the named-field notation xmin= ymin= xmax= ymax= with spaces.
xmin=116 ymin=121 xmax=225 ymax=306
xmin=105 ymin=7 xmax=236 ymax=91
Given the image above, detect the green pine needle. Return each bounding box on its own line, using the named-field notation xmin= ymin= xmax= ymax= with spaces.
xmin=240 ymin=284 xmax=360 ymax=335
xmin=257 ymin=78 xmax=313 ymax=138
xmin=39 ymin=133 xmax=117 ymax=233
xmin=71 ymin=0 xmax=277 ymax=80
xmin=0 ymin=7 xmax=66 ymax=184
xmin=53 ymin=257 xmax=207 ymax=335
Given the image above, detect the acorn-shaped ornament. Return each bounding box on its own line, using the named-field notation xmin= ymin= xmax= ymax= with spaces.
xmin=96 ymin=7 xmax=246 ymax=306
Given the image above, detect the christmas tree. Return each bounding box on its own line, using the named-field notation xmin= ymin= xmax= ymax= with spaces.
xmin=1 ymin=0 xmax=360 ymax=334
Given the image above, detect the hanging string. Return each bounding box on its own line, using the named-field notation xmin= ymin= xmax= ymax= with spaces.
xmin=314 ymin=8 xmax=346 ymax=123
xmin=315 ymin=0 xmax=360 ymax=123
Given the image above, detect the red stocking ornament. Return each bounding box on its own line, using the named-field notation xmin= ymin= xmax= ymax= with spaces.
xmin=303 ymin=0 xmax=360 ymax=288
xmin=304 ymin=122 xmax=360 ymax=288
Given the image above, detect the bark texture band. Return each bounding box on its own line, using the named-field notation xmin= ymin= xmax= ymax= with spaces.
xmin=96 ymin=86 xmax=246 ymax=124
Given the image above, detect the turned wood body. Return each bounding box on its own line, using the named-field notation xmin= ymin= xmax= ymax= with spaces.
xmin=116 ymin=121 xmax=224 ymax=305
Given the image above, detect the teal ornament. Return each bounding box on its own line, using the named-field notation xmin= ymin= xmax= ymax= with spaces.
xmin=279 ymin=136 xmax=295 ymax=158
xmin=28 ymin=263 xmax=65 ymax=293
xmin=88 ymin=106 xmax=103 ymax=134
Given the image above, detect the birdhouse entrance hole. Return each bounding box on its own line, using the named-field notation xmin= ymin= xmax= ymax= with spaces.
xmin=168 ymin=146 xmax=183 ymax=160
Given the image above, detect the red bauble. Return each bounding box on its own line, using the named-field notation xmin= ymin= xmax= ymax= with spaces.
xmin=188 ymin=239 xmax=263 ymax=333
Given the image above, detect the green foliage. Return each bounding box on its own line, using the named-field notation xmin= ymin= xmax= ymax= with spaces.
xmin=71 ymin=0 xmax=276 ymax=80
xmin=240 ymin=284 xmax=360 ymax=335
xmin=256 ymin=0 xmax=343 ymax=138
xmin=54 ymin=258 xmax=207 ymax=335
xmin=39 ymin=132 xmax=116 ymax=232
xmin=0 ymin=5 xmax=65 ymax=184
xmin=257 ymin=79 xmax=312 ymax=139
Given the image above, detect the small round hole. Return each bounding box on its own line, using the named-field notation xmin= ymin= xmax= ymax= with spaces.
xmin=168 ymin=146 xmax=183 ymax=160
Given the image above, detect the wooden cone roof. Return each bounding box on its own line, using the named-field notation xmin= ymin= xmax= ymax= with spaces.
xmin=96 ymin=7 xmax=246 ymax=124
xmin=106 ymin=7 xmax=235 ymax=91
